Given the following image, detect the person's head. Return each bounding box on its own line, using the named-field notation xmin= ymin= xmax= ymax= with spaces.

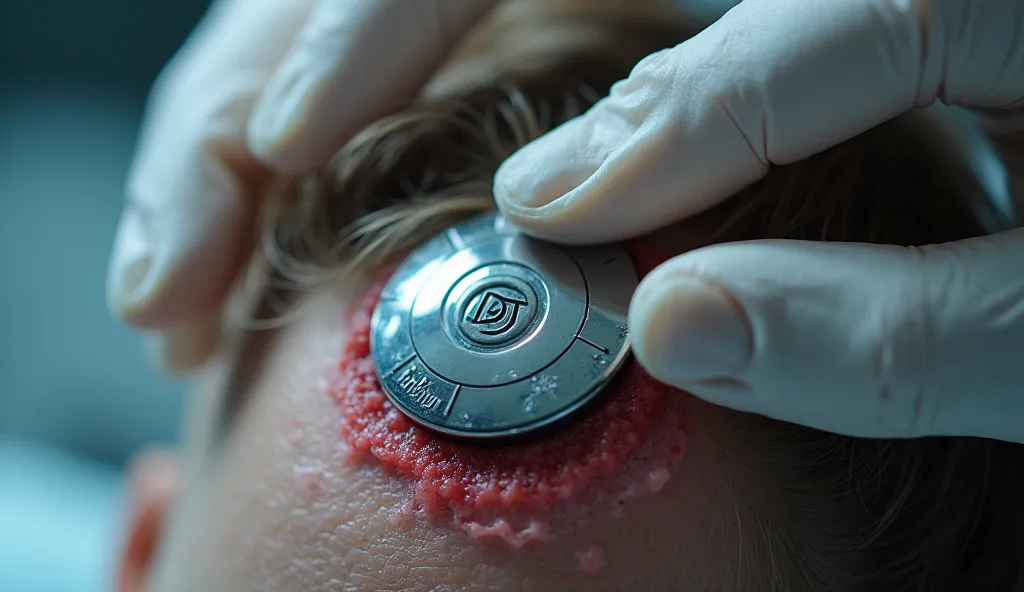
xmin=119 ymin=3 xmax=1024 ymax=591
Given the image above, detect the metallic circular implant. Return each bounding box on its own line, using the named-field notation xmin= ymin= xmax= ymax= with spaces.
xmin=370 ymin=212 xmax=638 ymax=443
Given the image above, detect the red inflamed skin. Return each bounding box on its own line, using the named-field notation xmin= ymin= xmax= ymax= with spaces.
xmin=330 ymin=240 xmax=690 ymax=549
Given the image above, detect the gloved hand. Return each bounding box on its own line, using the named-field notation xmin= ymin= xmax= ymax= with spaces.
xmin=494 ymin=0 xmax=1024 ymax=443
xmin=107 ymin=0 xmax=497 ymax=371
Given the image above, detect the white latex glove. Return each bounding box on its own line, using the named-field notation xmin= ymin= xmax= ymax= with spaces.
xmin=493 ymin=0 xmax=1024 ymax=442
xmin=107 ymin=0 xmax=498 ymax=371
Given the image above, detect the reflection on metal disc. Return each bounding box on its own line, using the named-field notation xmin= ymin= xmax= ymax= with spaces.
xmin=370 ymin=212 xmax=637 ymax=443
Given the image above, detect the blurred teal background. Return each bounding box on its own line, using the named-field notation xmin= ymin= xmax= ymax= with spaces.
xmin=0 ymin=4 xmax=745 ymax=591
xmin=0 ymin=1 xmax=209 ymax=590
xmin=0 ymin=1 xmax=1009 ymax=591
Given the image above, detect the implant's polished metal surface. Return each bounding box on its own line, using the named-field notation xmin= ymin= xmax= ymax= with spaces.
xmin=370 ymin=212 xmax=637 ymax=442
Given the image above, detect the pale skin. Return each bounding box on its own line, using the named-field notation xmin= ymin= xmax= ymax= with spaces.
xmin=119 ymin=4 xmax=771 ymax=590
xmin=114 ymin=0 xmax=1020 ymax=588
xmin=122 ymin=210 xmax=776 ymax=592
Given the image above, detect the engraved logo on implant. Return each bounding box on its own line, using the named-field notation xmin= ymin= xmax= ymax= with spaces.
xmin=467 ymin=288 xmax=529 ymax=336
xmin=458 ymin=281 xmax=535 ymax=347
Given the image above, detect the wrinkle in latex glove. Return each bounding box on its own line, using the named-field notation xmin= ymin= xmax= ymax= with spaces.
xmin=494 ymin=0 xmax=1024 ymax=243
xmin=493 ymin=0 xmax=1024 ymax=443
xmin=109 ymin=0 xmax=311 ymax=330
xmin=248 ymin=0 xmax=500 ymax=172
xmin=107 ymin=0 xmax=498 ymax=372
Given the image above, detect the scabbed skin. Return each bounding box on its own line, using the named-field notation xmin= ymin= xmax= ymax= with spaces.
xmin=329 ymin=240 xmax=689 ymax=549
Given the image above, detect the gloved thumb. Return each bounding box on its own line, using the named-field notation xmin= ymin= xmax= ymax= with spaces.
xmin=492 ymin=43 xmax=769 ymax=245
xmin=494 ymin=0 xmax=1024 ymax=245
xmin=628 ymin=230 xmax=1024 ymax=443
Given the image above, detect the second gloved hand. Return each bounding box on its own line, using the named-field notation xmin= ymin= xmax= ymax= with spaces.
xmin=493 ymin=0 xmax=1024 ymax=442
xmin=107 ymin=0 xmax=498 ymax=371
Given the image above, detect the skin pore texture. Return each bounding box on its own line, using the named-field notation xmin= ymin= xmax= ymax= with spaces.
xmin=147 ymin=284 xmax=751 ymax=591
xmin=145 ymin=218 xmax=756 ymax=592
xmin=331 ymin=242 xmax=689 ymax=552
xmin=142 ymin=6 xmax=768 ymax=590
xmin=138 ymin=2 xmax=1023 ymax=590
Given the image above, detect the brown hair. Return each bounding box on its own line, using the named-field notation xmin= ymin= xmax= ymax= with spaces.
xmin=251 ymin=12 xmax=1024 ymax=592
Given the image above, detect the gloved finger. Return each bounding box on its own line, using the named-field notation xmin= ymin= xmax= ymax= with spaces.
xmin=493 ymin=0 xmax=1024 ymax=244
xmin=248 ymin=0 xmax=500 ymax=172
xmin=975 ymin=107 xmax=1024 ymax=224
xmin=108 ymin=0 xmax=314 ymax=332
xmin=628 ymin=228 xmax=1024 ymax=443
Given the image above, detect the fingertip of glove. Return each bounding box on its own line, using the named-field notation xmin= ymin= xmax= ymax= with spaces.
xmin=109 ymin=248 xmax=190 ymax=331
xmin=108 ymin=192 xmax=249 ymax=331
xmin=493 ymin=114 xmax=615 ymax=208
xmin=630 ymin=272 xmax=753 ymax=384
xmin=108 ymin=241 xmax=172 ymax=330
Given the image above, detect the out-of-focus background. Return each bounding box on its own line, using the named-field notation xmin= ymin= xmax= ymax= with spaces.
xmin=0 ymin=3 xmax=744 ymax=590
xmin=0 ymin=1 xmax=1010 ymax=591
xmin=0 ymin=1 xmax=208 ymax=590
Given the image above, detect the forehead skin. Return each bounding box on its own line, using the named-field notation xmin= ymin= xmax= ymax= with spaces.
xmin=147 ymin=3 xmax=755 ymax=587
xmin=147 ymin=271 xmax=759 ymax=591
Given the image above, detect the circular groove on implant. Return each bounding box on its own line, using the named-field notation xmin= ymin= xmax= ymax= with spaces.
xmin=370 ymin=212 xmax=637 ymax=442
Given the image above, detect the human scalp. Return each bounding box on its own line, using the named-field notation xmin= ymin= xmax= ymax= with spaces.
xmin=250 ymin=10 xmax=1024 ymax=592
